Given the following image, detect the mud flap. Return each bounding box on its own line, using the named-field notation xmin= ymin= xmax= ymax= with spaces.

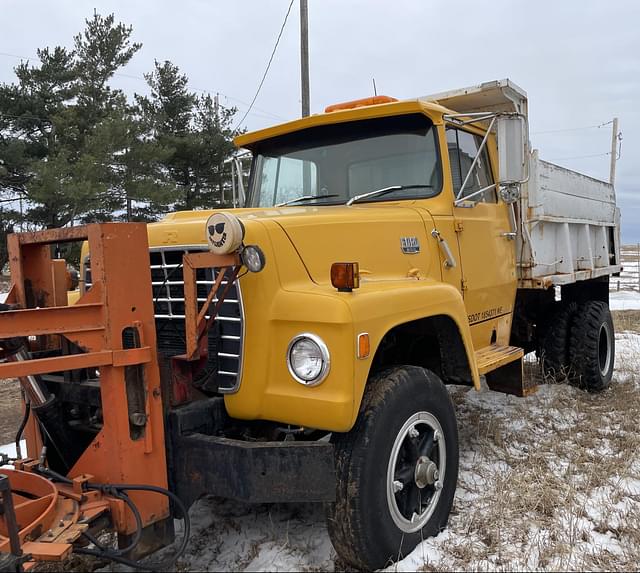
xmin=485 ymin=358 xmax=537 ymax=397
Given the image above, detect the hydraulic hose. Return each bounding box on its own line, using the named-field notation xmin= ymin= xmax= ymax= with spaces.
xmin=6 ymin=345 xmax=76 ymax=471
xmin=35 ymin=466 xmax=191 ymax=570
xmin=14 ymin=398 xmax=30 ymax=459
xmin=75 ymin=482 xmax=191 ymax=571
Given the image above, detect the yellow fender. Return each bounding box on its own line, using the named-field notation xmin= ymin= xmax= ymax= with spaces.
xmin=346 ymin=279 xmax=480 ymax=424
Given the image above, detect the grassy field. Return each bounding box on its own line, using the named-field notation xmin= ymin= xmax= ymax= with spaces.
xmin=612 ymin=309 xmax=640 ymax=332
xmin=391 ymin=334 xmax=640 ymax=571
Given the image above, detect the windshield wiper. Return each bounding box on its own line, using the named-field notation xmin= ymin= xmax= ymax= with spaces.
xmin=346 ymin=184 xmax=433 ymax=206
xmin=275 ymin=194 xmax=341 ymax=207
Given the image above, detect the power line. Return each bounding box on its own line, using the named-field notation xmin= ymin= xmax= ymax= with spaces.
xmin=531 ymin=120 xmax=613 ymax=135
xmin=232 ymin=0 xmax=296 ymax=132
xmin=548 ymin=152 xmax=611 ymax=161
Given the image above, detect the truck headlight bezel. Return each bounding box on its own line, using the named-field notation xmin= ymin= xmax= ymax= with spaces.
xmin=286 ymin=333 xmax=331 ymax=386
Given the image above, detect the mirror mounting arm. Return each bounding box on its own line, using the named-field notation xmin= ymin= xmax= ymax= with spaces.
xmin=454 ymin=183 xmax=497 ymax=207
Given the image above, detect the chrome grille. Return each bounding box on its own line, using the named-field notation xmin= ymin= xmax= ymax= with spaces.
xmin=84 ymin=246 xmax=244 ymax=393
xmin=150 ymin=247 xmax=244 ymax=394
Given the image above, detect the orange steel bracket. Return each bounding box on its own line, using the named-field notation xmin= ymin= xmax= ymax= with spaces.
xmin=0 ymin=223 xmax=170 ymax=545
xmin=182 ymin=251 xmax=241 ymax=360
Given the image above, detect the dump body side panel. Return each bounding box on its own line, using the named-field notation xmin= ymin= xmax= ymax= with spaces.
xmin=518 ymin=151 xmax=621 ymax=288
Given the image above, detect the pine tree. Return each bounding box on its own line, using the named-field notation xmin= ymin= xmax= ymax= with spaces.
xmin=0 ymin=46 xmax=79 ymax=227
xmin=137 ymin=60 xmax=238 ymax=212
xmin=83 ymin=100 xmax=173 ymax=222
xmin=0 ymin=211 xmax=14 ymax=271
xmin=0 ymin=12 xmax=240 ymax=231
xmin=0 ymin=13 xmax=145 ymax=227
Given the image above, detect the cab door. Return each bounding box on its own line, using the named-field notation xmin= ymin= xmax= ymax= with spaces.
xmin=446 ymin=127 xmax=517 ymax=350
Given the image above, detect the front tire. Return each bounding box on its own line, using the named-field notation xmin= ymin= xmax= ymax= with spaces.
xmin=326 ymin=366 xmax=458 ymax=570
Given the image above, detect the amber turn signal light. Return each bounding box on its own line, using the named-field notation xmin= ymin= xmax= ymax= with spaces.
xmin=331 ymin=262 xmax=360 ymax=292
xmin=357 ymin=333 xmax=370 ymax=359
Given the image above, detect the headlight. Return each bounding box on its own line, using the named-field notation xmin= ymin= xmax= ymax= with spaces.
xmin=287 ymin=333 xmax=330 ymax=386
xmin=241 ymin=245 xmax=266 ymax=273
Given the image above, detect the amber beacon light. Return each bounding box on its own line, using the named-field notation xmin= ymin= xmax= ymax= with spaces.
xmin=331 ymin=262 xmax=360 ymax=292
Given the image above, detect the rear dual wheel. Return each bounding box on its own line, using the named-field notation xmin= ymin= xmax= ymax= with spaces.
xmin=541 ymin=300 xmax=614 ymax=392
xmin=569 ymin=301 xmax=614 ymax=391
xmin=541 ymin=302 xmax=577 ymax=382
xmin=326 ymin=366 xmax=458 ymax=570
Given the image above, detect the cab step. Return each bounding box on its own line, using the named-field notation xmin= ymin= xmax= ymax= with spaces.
xmin=475 ymin=345 xmax=537 ymax=397
xmin=475 ymin=345 xmax=523 ymax=375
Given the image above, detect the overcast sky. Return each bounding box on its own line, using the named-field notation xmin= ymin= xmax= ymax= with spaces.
xmin=2 ymin=0 xmax=639 ymax=240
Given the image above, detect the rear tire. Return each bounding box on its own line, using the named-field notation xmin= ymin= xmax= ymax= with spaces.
xmin=568 ymin=301 xmax=615 ymax=392
xmin=540 ymin=302 xmax=577 ymax=382
xmin=326 ymin=366 xmax=458 ymax=571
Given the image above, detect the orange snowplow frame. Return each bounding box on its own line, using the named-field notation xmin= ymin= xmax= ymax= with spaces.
xmin=0 ymin=223 xmax=170 ymax=563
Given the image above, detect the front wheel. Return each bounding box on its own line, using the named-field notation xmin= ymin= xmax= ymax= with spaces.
xmin=326 ymin=366 xmax=458 ymax=570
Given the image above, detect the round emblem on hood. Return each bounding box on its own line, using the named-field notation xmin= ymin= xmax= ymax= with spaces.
xmin=206 ymin=212 xmax=245 ymax=254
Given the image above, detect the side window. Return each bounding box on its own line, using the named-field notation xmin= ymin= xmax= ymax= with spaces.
xmin=446 ymin=128 xmax=496 ymax=203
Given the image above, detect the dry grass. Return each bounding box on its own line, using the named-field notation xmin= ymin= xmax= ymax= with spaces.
xmin=612 ymin=309 xmax=640 ymax=332
xmin=17 ymin=341 xmax=640 ymax=572
xmin=402 ymin=339 xmax=640 ymax=571
xmin=0 ymin=378 xmax=22 ymax=445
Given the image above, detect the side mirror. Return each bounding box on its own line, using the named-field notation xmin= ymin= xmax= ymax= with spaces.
xmin=497 ymin=114 xmax=528 ymax=185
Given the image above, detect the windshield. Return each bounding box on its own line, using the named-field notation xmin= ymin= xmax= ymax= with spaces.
xmin=248 ymin=114 xmax=442 ymax=207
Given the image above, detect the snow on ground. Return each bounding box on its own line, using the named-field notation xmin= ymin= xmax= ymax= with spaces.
xmin=610 ymin=290 xmax=640 ymax=310
xmin=2 ymin=258 xmax=640 ymax=570
xmin=2 ymin=317 xmax=640 ymax=571
xmin=389 ymin=333 xmax=640 ymax=571
xmin=0 ymin=440 xmax=25 ymax=467
xmin=116 ymin=331 xmax=640 ymax=571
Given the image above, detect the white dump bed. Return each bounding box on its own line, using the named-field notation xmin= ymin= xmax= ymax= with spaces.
xmin=422 ymin=79 xmax=622 ymax=289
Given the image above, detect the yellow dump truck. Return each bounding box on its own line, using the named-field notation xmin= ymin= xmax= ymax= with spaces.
xmin=130 ymin=79 xmax=618 ymax=569
xmin=3 ymin=79 xmax=620 ymax=570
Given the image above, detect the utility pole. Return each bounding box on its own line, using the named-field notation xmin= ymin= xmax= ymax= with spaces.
xmin=300 ymin=0 xmax=310 ymax=117
xmin=300 ymin=0 xmax=311 ymax=195
xmin=609 ymin=117 xmax=619 ymax=186
xmin=215 ymin=93 xmax=224 ymax=204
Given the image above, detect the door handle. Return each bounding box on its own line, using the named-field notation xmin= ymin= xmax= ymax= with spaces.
xmin=500 ymin=232 xmax=517 ymax=240
xmin=431 ymin=229 xmax=457 ymax=268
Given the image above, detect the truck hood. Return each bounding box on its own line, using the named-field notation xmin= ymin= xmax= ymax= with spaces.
xmin=149 ymin=205 xmax=435 ymax=286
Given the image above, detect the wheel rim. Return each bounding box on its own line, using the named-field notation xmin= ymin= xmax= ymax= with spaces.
xmin=386 ymin=411 xmax=446 ymax=533
xmin=598 ymin=321 xmax=612 ymax=377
